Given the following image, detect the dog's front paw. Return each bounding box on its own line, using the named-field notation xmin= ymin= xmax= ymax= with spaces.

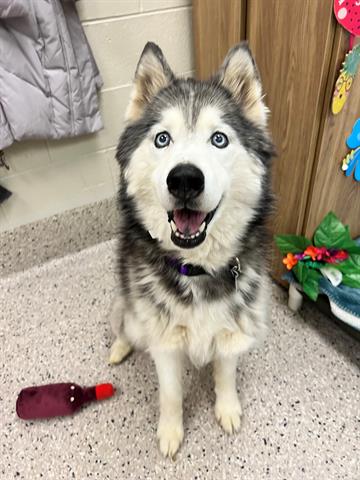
xmin=215 ymin=396 xmax=242 ymax=434
xmin=109 ymin=337 xmax=132 ymax=365
xmin=157 ymin=418 xmax=184 ymax=459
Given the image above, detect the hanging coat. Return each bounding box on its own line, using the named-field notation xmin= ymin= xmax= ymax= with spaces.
xmin=0 ymin=0 xmax=103 ymax=149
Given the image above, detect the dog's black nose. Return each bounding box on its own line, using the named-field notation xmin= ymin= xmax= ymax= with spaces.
xmin=167 ymin=164 xmax=204 ymax=201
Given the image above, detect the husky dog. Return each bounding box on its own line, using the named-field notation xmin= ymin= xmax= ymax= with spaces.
xmin=109 ymin=41 xmax=274 ymax=457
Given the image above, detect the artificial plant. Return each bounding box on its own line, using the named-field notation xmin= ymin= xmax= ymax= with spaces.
xmin=275 ymin=212 xmax=360 ymax=301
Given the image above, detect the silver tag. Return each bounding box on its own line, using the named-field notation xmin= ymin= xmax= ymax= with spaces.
xmin=231 ymin=257 xmax=242 ymax=292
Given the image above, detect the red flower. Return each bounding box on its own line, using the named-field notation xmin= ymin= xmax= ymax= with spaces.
xmin=315 ymin=247 xmax=330 ymax=261
xmin=331 ymin=250 xmax=349 ymax=262
xmin=304 ymin=246 xmax=318 ymax=260
xmin=325 ymin=257 xmax=337 ymax=264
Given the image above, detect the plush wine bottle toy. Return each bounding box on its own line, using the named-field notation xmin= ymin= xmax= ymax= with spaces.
xmin=16 ymin=383 xmax=115 ymax=420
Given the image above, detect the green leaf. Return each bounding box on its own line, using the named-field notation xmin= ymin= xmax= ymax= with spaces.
xmin=302 ymin=279 xmax=319 ymax=301
xmin=334 ymin=254 xmax=360 ymax=274
xmin=293 ymin=264 xmax=321 ymax=301
xmin=346 ymin=244 xmax=360 ymax=254
xmin=309 ymin=268 xmax=322 ymax=282
xmin=313 ymin=212 xmax=355 ymax=249
xmin=275 ymin=235 xmax=311 ymax=254
xmin=342 ymin=273 xmax=360 ymax=288
xmin=293 ymin=262 xmax=309 ymax=283
xmin=332 ymin=253 xmax=360 ymax=287
xmin=307 ymin=261 xmax=325 ymax=269
xmin=302 ymin=269 xmax=321 ymax=301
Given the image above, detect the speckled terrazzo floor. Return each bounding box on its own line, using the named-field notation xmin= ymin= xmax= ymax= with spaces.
xmin=0 ymin=197 xmax=117 ymax=277
xmin=0 ymin=240 xmax=359 ymax=480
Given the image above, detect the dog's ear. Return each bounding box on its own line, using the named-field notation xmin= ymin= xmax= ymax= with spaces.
xmin=216 ymin=42 xmax=268 ymax=127
xmin=125 ymin=42 xmax=175 ymax=122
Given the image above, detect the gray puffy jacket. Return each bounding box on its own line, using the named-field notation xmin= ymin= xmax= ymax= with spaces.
xmin=0 ymin=0 xmax=103 ymax=150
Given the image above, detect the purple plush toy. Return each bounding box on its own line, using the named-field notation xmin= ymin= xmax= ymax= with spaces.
xmin=16 ymin=383 xmax=115 ymax=420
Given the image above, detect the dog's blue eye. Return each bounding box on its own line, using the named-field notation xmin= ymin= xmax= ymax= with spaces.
xmin=154 ymin=131 xmax=171 ymax=148
xmin=211 ymin=132 xmax=229 ymax=149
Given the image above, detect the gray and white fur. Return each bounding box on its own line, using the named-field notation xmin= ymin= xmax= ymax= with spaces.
xmin=109 ymin=42 xmax=274 ymax=458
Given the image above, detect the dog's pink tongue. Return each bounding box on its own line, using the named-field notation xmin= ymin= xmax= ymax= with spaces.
xmin=173 ymin=209 xmax=206 ymax=235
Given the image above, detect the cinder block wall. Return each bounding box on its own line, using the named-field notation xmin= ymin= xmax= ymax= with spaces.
xmin=0 ymin=0 xmax=193 ymax=232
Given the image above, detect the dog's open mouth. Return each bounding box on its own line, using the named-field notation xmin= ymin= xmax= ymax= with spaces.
xmin=168 ymin=208 xmax=217 ymax=248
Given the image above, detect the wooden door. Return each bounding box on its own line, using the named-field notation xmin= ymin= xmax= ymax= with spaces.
xmin=193 ymin=0 xmax=340 ymax=282
xmin=246 ymin=0 xmax=337 ymax=281
xmin=193 ymin=0 xmax=246 ymax=79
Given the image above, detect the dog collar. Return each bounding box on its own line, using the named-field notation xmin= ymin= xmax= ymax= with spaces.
xmin=166 ymin=257 xmax=207 ymax=276
xmin=166 ymin=256 xmax=242 ymax=287
xmin=153 ymin=234 xmax=242 ymax=286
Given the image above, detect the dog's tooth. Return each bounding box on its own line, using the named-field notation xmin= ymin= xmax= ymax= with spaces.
xmin=170 ymin=220 xmax=176 ymax=232
xmin=175 ymin=231 xmax=180 ymax=237
xmin=195 ymin=232 xmax=200 ymax=237
xmin=199 ymin=222 xmax=206 ymax=233
xmin=180 ymin=233 xmax=185 ymax=239
xmin=191 ymin=235 xmax=195 ymax=239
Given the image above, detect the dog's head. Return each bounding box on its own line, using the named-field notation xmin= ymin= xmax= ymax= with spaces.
xmin=118 ymin=42 xmax=273 ymax=268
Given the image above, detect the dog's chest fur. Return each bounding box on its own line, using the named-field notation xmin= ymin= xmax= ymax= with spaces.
xmin=121 ymin=260 xmax=268 ymax=367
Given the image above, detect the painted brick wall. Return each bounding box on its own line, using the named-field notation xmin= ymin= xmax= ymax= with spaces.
xmin=0 ymin=0 xmax=193 ymax=232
